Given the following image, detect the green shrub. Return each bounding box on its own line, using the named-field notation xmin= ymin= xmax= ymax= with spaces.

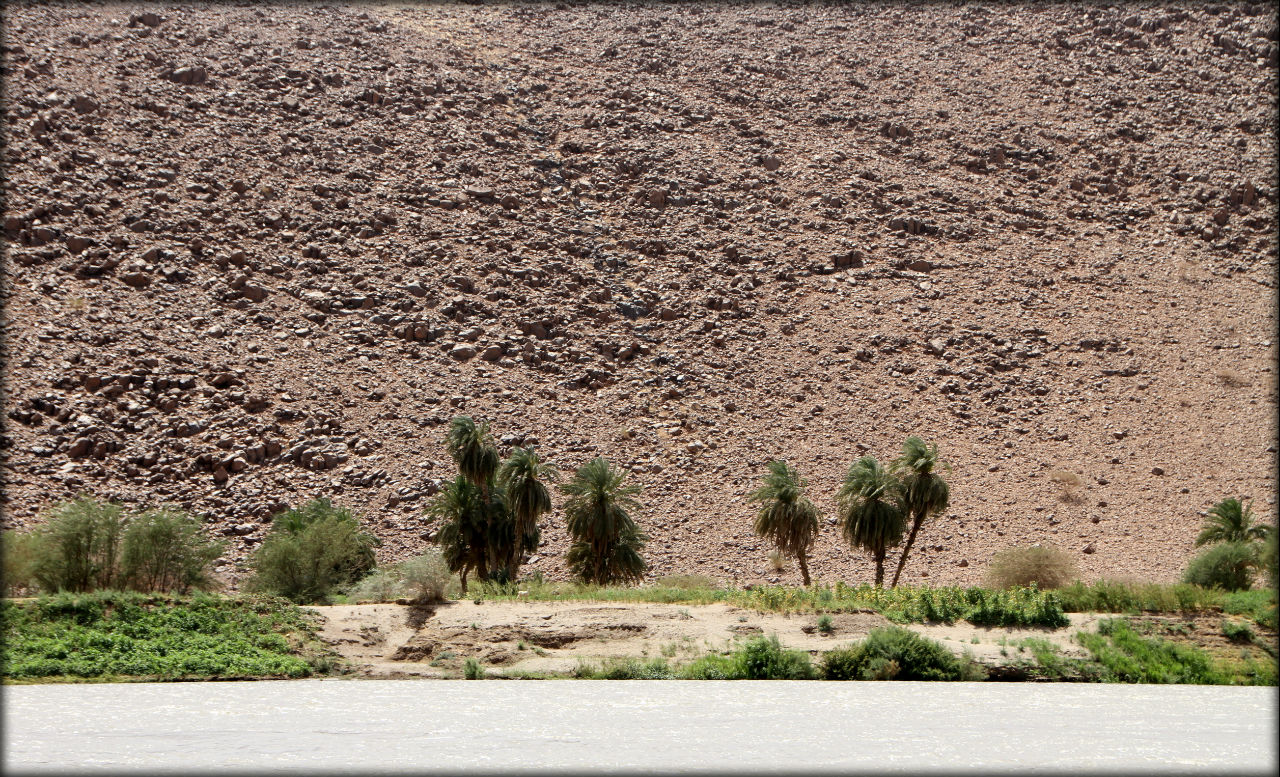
xmin=463 ymin=657 xmax=484 ymax=679
xmin=817 ymin=614 xmax=834 ymax=633
xmin=1222 ymin=620 xmax=1255 ymax=644
xmin=246 ymin=500 xmax=380 ymax=603
xmin=1181 ymin=542 xmax=1258 ymax=591
xmin=575 ymin=657 xmax=676 ymax=679
xmin=1222 ymin=589 xmax=1277 ymax=631
xmin=3 ymin=530 xmax=43 ymax=596
xmin=120 ymin=507 xmax=224 ymax=593
xmin=1261 ymin=533 xmax=1278 ymax=590
xmin=32 ymin=496 xmax=127 ymax=593
xmin=821 ymin=626 xmax=982 ymax=681
xmin=984 ymin=544 xmax=1077 ymax=590
xmin=680 ymin=653 xmax=738 ymax=679
xmin=736 ymin=634 xmax=816 ymax=679
xmin=1078 ymin=618 xmax=1226 ymax=684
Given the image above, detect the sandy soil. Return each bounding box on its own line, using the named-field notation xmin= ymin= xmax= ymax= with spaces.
xmin=310 ymin=600 xmax=1106 ymax=679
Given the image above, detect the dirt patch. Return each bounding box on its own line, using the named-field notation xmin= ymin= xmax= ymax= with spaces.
xmin=310 ymin=600 xmax=1114 ymax=678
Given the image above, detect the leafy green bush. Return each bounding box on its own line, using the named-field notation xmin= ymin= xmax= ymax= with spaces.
xmin=574 ymin=657 xmax=676 ymax=679
xmin=1222 ymin=589 xmax=1277 ymax=631
xmin=463 ymin=657 xmax=484 ymax=679
xmin=120 ymin=507 xmax=225 ymax=593
xmin=1056 ymin=580 xmax=1222 ymax=613
xmin=736 ymin=634 xmax=816 ymax=679
xmin=3 ymin=529 xmax=43 ymax=596
xmin=1222 ymin=620 xmax=1255 ymax=644
xmin=1181 ymin=542 xmax=1258 ymax=591
xmin=2 ymin=591 xmax=336 ymax=680
xmin=246 ymin=499 xmax=380 ymax=603
xmin=817 ymin=614 xmax=834 ymax=633
xmin=31 ymin=496 xmax=127 ymax=593
xmin=820 ymin=626 xmax=983 ymax=681
xmin=984 ymin=544 xmax=1077 ymax=589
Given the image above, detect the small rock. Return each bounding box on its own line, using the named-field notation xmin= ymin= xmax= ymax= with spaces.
xmin=957 ymin=559 xmax=969 ymax=567
xmin=72 ymin=95 xmax=99 ymax=114
xmin=760 ymin=155 xmax=781 ymax=172
xmin=1083 ymin=543 xmax=1096 ymax=554
xmin=479 ymin=345 xmax=503 ymax=362
xmin=1150 ymin=466 xmax=1164 ymax=476
xmin=448 ymin=344 xmax=477 ymax=361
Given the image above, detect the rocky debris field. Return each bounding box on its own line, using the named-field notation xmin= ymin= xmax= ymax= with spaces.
xmin=2 ymin=2 xmax=1276 ymax=589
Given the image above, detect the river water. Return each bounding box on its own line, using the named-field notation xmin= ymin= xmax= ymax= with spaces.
xmin=4 ymin=680 xmax=1276 ymax=774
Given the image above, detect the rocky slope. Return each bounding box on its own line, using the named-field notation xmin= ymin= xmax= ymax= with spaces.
xmin=2 ymin=1 xmax=1276 ymax=589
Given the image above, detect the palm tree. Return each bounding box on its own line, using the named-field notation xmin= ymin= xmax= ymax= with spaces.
xmin=837 ymin=456 xmax=906 ymax=587
xmin=429 ymin=475 xmax=510 ymax=594
xmin=749 ymin=460 xmax=821 ymax=586
xmin=496 ymin=447 xmax=557 ymax=580
xmin=1196 ymin=498 xmax=1272 ymax=547
xmin=446 ymin=416 xmax=499 ymax=491
xmin=889 ymin=437 xmax=950 ymax=588
xmin=561 ymin=457 xmax=647 ymax=585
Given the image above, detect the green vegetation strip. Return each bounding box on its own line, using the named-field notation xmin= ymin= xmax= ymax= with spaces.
xmin=2 ymin=591 xmax=339 ymax=682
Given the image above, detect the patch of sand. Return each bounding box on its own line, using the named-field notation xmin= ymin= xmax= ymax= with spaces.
xmin=309 ymin=600 xmax=1105 ymax=678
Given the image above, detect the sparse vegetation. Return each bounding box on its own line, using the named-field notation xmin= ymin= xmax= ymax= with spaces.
xmin=1075 ymin=618 xmax=1271 ymax=685
xmin=984 ymin=544 xmax=1078 ymax=590
xmin=345 ymin=549 xmax=455 ymax=603
xmin=463 ymin=657 xmax=484 ymax=679
xmin=3 ymin=529 xmax=43 ymax=597
xmin=749 ymin=460 xmax=821 ymax=586
xmin=1048 ymin=469 xmax=1085 ymax=504
xmin=245 ymin=499 xmax=380 ymax=604
xmin=817 ymin=614 xmax=834 ymax=633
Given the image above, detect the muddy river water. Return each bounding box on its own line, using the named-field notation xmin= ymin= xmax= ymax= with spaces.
xmin=4 ymin=680 xmax=1275 ymax=773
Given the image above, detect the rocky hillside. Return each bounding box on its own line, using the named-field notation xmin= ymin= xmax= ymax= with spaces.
xmin=3 ymin=2 xmax=1276 ymax=589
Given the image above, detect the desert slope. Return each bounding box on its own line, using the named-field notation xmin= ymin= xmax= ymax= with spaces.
xmin=1 ymin=2 xmax=1276 ymax=589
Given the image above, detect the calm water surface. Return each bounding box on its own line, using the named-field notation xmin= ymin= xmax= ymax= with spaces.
xmin=4 ymin=680 xmax=1276 ymax=774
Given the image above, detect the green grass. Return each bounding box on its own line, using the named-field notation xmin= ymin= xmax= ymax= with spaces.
xmin=472 ymin=579 xmax=1070 ymax=627
xmin=2 ymin=591 xmax=342 ymax=682
xmin=1076 ymin=618 xmax=1274 ymax=685
xmin=572 ymin=635 xmax=815 ymax=680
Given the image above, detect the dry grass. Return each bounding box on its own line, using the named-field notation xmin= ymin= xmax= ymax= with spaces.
xmin=984 ymin=544 xmax=1078 ymax=590
xmin=1216 ymin=368 xmax=1250 ymax=388
xmin=767 ymin=549 xmax=787 ymax=572
xmin=1048 ymin=469 xmax=1084 ymax=504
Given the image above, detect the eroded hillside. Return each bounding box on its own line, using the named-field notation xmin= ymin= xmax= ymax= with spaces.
xmin=2 ymin=1 xmax=1276 ymax=588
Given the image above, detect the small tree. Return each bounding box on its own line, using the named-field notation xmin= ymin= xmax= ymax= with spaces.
xmin=32 ymin=496 xmax=127 ymax=593
xmin=889 ymin=437 xmax=950 ymax=588
xmin=1195 ymin=498 xmax=1272 ymax=547
xmin=446 ymin=416 xmax=500 ymax=490
xmin=837 ymin=456 xmax=905 ymax=587
xmin=561 ymin=457 xmax=647 ymax=585
xmin=247 ymin=499 xmax=380 ymax=603
xmin=1182 ymin=542 xmax=1259 ymax=591
xmin=749 ymin=460 xmax=821 ymax=586
xmin=120 ymin=506 xmax=225 ymax=593
xmin=496 ymin=447 xmax=556 ymax=580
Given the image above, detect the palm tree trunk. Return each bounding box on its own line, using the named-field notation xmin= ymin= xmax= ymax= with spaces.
xmin=797 ymin=550 xmax=811 ymax=587
xmin=874 ymin=549 xmax=885 ymax=588
xmin=890 ymin=515 xmax=925 ymax=588
xmin=460 ymin=567 xmax=469 ymax=595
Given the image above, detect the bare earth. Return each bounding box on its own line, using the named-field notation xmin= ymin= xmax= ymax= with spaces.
xmin=311 ymin=600 xmax=1107 ymax=678
xmin=2 ymin=2 xmax=1276 ymax=590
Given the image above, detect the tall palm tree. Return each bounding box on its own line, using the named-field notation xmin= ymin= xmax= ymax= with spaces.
xmin=429 ymin=475 xmax=510 ymax=594
xmin=446 ymin=416 xmax=499 ymax=491
xmin=838 ymin=456 xmax=906 ymax=587
xmin=1196 ymin=498 xmax=1272 ymax=547
xmin=749 ymin=460 xmax=821 ymax=586
xmin=561 ymin=457 xmax=647 ymax=585
xmin=889 ymin=437 xmax=950 ymax=588
xmin=496 ymin=447 xmax=557 ymax=580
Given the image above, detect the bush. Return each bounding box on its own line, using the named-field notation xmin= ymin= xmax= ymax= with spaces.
xmin=656 ymin=574 xmax=717 ymax=590
xmin=736 ymin=634 xmax=816 ymax=679
xmin=346 ymin=550 xmax=454 ymax=603
xmin=1078 ymin=618 xmax=1225 ymax=684
xmin=463 ymin=657 xmax=484 ymax=679
xmin=1181 ymin=542 xmax=1257 ymax=591
xmin=31 ymin=496 xmax=127 ymax=593
xmin=1222 ymin=620 xmax=1255 ymax=644
xmin=246 ymin=500 xmax=380 ymax=603
xmin=120 ymin=507 xmax=225 ymax=593
xmin=984 ymin=544 xmax=1077 ymax=590
xmin=3 ymin=530 xmax=42 ymax=596
xmin=820 ymin=626 xmax=982 ymax=681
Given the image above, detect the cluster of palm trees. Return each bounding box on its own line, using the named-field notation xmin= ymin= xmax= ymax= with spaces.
xmin=750 ymin=437 xmax=950 ymax=588
xmin=428 ymin=417 xmax=647 ymax=592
